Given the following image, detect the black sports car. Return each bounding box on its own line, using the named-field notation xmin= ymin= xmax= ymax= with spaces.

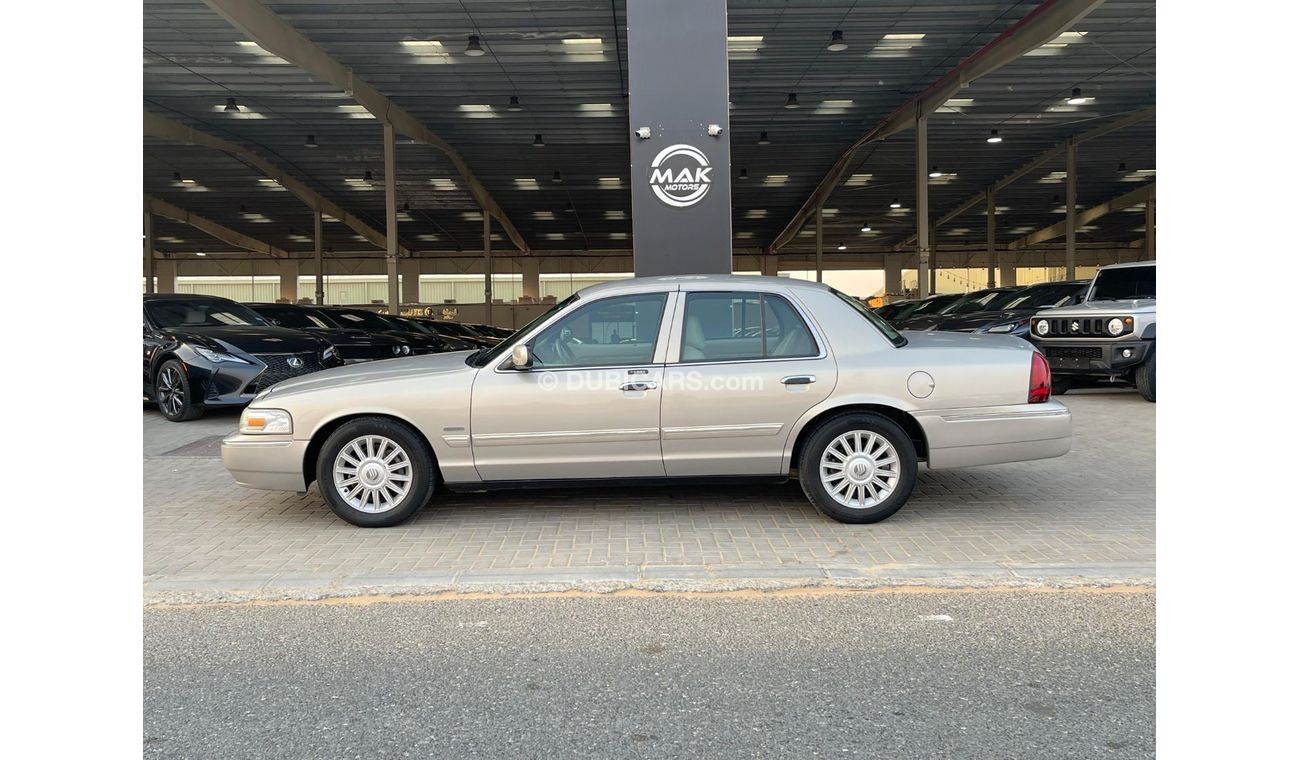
xmin=144 ymin=294 xmax=343 ymax=422
xmin=408 ymin=317 xmax=500 ymax=348
xmin=381 ymin=315 xmax=480 ymax=350
xmin=885 ymin=293 xmax=962 ymax=327
xmin=247 ymin=303 xmax=413 ymax=362
xmin=315 ymin=307 xmax=468 ymax=354
xmin=933 ymin=280 xmax=1089 ymax=338
xmin=895 ymin=287 xmax=1024 ymax=331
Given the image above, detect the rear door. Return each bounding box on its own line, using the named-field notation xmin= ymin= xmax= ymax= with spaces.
xmin=659 ymin=289 xmax=836 ymax=476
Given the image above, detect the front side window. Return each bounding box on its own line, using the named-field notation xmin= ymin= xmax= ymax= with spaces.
xmin=529 ymin=293 xmax=668 ymax=368
xmin=680 ymin=292 xmax=818 ymax=362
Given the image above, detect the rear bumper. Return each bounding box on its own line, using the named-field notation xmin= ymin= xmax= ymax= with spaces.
xmin=912 ymin=401 xmax=1071 ymax=469
xmin=221 ymin=433 xmax=309 ymax=491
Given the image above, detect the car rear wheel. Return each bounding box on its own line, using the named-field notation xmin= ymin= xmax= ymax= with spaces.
xmin=799 ymin=413 xmax=918 ymax=524
xmin=1135 ymin=348 xmax=1156 ymax=402
xmin=155 ymin=360 xmax=203 ymax=422
xmin=317 ymin=417 xmax=436 ymax=527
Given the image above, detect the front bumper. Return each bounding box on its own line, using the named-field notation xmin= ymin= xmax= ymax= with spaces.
xmin=1031 ymin=337 xmax=1152 ymax=376
xmin=912 ymin=400 xmax=1071 ymax=470
xmin=221 ymin=432 xmax=310 ymax=491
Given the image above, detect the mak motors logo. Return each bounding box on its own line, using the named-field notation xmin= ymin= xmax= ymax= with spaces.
xmin=648 ymin=144 xmax=713 ymax=208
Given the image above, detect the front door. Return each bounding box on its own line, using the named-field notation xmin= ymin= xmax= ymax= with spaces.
xmin=660 ymin=289 xmax=836 ymax=476
xmin=470 ymin=291 xmax=675 ymax=481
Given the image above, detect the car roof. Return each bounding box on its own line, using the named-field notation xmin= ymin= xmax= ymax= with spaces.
xmin=1096 ymin=260 xmax=1156 ymax=271
xmin=576 ymin=274 xmax=832 ymax=298
xmin=142 ymin=293 xmax=238 ymax=302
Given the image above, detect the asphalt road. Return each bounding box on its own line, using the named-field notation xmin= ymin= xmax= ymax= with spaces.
xmin=144 ymin=591 xmax=1154 ymax=759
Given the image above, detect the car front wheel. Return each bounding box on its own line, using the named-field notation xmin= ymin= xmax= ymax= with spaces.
xmin=317 ymin=417 xmax=437 ymax=527
xmin=155 ymin=359 xmax=203 ymax=422
xmin=798 ymin=413 xmax=918 ymax=524
xmin=1135 ymin=347 xmax=1156 ymax=402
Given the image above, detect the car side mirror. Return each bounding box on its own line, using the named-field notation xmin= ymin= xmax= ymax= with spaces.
xmin=511 ymin=343 xmax=532 ymax=370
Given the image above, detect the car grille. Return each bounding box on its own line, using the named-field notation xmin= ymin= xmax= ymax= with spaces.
xmin=1045 ymin=346 xmax=1104 ymax=360
xmin=249 ymin=352 xmax=324 ymax=392
xmin=1038 ymin=317 xmax=1111 ymax=337
xmin=339 ymin=344 xmax=400 ymax=361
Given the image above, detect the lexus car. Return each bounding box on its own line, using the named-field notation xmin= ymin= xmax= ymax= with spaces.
xmin=932 ymin=280 xmax=1088 ymax=338
xmin=144 ymin=294 xmax=342 ymax=422
xmin=314 ymin=307 xmax=466 ymax=355
xmin=882 ymin=292 xmax=961 ymax=327
xmin=247 ymin=303 xmax=413 ymax=362
xmin=223 ymin=275 xmax=1070 ymax=528
xmin=895 ymin=287 xmax=1023 ymax=331
xmin=412 ymin=317 xmax=501 ymax=348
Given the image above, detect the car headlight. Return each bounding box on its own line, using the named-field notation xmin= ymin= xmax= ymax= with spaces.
xmin=194 ymin=346 xmax=250 ymax=364
xmin=1106 ymin=318 xmax=1125 ymax=336
xmin=240 ymin=408 xmax=292 ymax=435
xmin=322 ymin=346 xmax=338 ymax=363
xmin=1033 ymin=319 xmax=1050 ymax=336
xmin=988 ymin=323 xmax=1015 ymax=333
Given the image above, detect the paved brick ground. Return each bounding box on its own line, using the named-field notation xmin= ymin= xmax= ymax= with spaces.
xmin=143 ymin=390 xmax=1154 ymax=600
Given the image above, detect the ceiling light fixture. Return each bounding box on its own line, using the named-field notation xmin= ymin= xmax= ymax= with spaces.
xmin=987 ymin=129 xmax=1002 ymax=143
xmin=552 ymin=171 xmax=563 ymax=183
xmin=1066 ymin=87 xmax=1087 ymax=105
xmin=532 ymin=133 xmax=545 ymax=147
xmin=465 ymin=35 xmax=485 ymax=56
xmin=826 ymin=30 xmax=847 ymax=52
xmin=364 ymin=170 xmax=373 ymax=182
xmin=784 ymin=92 xmax=800 ymax=109
xmin=224 ymin=96 xmax=239 ymax=112
xmin=929 ymin=166 xmax=943 ymax=178
xmin=860 ymin=223 xmax=872 ymax=232
xmin=739 ymin=168 xmax=748 ymax=180
xmin=563 ymin=201 xmax=575 ymax=214
xmin=508 ymin=95 xmax=522 ymax=111
xmin=837 ymin=244 xmax=847 ymax=251
xmin=195 ymin=252 xmax=206 ymax=256
xmin=304 ymin=135 xmax=318 ymax=148
xmin=889 ymin=198 xmax=902 ymax=209
xmin=757 ymin=131 xmax=770 ymax=145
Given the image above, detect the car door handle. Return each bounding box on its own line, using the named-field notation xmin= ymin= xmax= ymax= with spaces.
xmin=781 ymin=375 xmax=816 ymax=385
xmin=619 ymin=381 xmax=658 ymax=392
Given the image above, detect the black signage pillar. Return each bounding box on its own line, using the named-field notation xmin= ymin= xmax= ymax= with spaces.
xmin=627 ymin=0 xmax=732 ymax=276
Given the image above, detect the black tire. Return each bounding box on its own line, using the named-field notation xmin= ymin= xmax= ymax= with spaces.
xmin=1051 ymin=376 xmax=1072 ymax=396
xmin=798 ymin=412 xmax=918 ymax=524
xmin=1135 ymin=347 xmax=1156 ymax=402
xmin=155 ymin=359 xmax=203 ymax=422
xmin=316 ymin=417 xmax=437 ymax=527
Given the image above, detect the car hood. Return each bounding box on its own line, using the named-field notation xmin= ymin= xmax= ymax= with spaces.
xmin=308 ymin=328 xmax=400 ymax=346
xmin=257 ymin=349 xmax=476 ymax=399
xmin=898 ymin=329 xmax=1030 ymax=352
xmin=1037 ymin=298 xmax=1156 ymax=317
xmin=935 ymin=309 xmax=1032 ymax=332
xmin=167 ymin=325 xmax=330 ymax=354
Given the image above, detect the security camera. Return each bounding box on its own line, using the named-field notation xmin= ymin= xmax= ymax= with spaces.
xmin=634 ymin=126 xmax=652 ymax=140
xmin=707 ymin=124 xmax=723 ymax=137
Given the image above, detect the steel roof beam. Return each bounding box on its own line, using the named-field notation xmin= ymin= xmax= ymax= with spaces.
xmin=894 ymin=106 xmax=1154 ymax=250
xmin=768 ymin=0 xmax=1105 ymax=252
xmin=145 ymin=112 xmax=410 ymax=257
xmin=1007 ymin=181 xmax=1154 ymax=250
xmin=145 ymin=194 xmax=290 ymax=258
xmin=200 ymin=0 xmax=530 ymax=254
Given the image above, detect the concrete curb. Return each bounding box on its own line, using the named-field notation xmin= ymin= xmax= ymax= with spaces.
xmin=144 ymin=561 xmax=1155 ymax=605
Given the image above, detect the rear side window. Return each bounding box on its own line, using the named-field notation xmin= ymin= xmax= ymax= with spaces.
xmin=831 ymin=288 xmax=906 ymax=347
xmin=680 ymin=292 xmax=818 ymax=362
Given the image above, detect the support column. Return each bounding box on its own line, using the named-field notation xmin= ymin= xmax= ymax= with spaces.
xmin=313 ymin=208 xmax=325 ymax=304
xmin=400 ymin=259 xmax=421 ymax=304
xmin=383 ymin=123 xmax=400 ymax=314
xmin=915 ymin=113 xmax=931 ymax=298
xmin=156 ymin=258 xmax=177 ymax=294
xmin=1144 ymin=197 xmax=1156 ymax=260
xmin=999 ymin=259 xmax=1017 ymax=287
xmin=1065 ymin=136 xmax=1077 ymax=279
xmin=986 ymin=190 xmax=997 ymax=288
xmin=884 ymin=255 xmax=903 ymax=296
xmin=143 ymin=210 xmax=156 ymax=293
xmin=814 ymin=205 xmax=824 ymax=283
xmin=520 ymin=258 xmax=541 ymax=300
xmin=277 ymin=259 xmax=299 ymax=302
xmin=929 ymin=233 xmax=937 ymax=293
xmin=483 ymin=212 xmax=493 ymax=325
xmin=759 ymin=254 xmax=779 ymax=278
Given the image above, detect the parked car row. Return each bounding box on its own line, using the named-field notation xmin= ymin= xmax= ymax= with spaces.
xmin=873 ymin=260 xmax=1156 ymax=400
xmin=144 ymin=293 xmax=507 ymax=421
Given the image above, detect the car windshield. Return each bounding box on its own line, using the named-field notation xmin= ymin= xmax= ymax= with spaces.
xmin=468 ymin=295 xmax=578 ymax=367
xmin=326 ymin=309 xmax=396 ymax=331
xmin=432 ymin=321 xmax=476 ymax=337
xmin=904 ymin=295 xmax=960 ymax=317
xmin=147 ymin=299 xmax=269 ymax=328
xmin=941 ymin=289 xmax=1017 ymax=316
xmin=1091 ymin=266 xmax=1156 ymax=301
xmin=831 ymin=288 xmax=906 ymax=347
xmin=253 ymin=305 xmax=334 ymax=330
xmin=1001 ymin=283 xmax=1085 ymax=310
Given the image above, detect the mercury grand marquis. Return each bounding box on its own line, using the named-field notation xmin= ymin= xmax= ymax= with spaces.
xmin=222 ymin=275 xmax=1071 ymax=527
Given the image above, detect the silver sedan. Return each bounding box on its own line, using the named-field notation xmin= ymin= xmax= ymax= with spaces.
xmin=223 ymin=275 xmax=1070 ymax=527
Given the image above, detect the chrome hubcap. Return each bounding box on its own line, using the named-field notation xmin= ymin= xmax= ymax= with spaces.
xmin=157 ymin=367 xmax=184 ymax=417
xmin=820 ymin=431 xmax=900 ymax=509
xmin=333 ymin=435 xmax=412 ymax=514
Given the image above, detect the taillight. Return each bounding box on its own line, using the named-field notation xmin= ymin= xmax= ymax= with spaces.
xmin=1028 ymin=351 xmax=1051 ymax=403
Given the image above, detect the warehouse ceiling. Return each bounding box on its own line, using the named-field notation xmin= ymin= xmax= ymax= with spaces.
xmin=143 ymin=0 xmax=1156 ymax=258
